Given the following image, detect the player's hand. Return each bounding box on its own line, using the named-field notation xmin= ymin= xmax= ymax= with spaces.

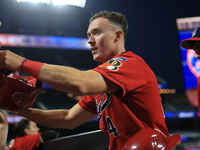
xmin=0 ymin=50 xmax=25 ymax=72
xmin=0 ymin=22 xmax=24 ymax=72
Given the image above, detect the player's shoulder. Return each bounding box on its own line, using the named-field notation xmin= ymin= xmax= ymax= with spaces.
xmin=117 ymin=51 xmax=139 ymax=59
xmin=113 ymin=51 xmax=143 ymax=63
xmin=111 ymin=51 xmax=133 ymax=61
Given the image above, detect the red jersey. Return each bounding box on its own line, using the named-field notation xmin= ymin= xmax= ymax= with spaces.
xmin=8 ymin=133 xmax=41 ymax=150
xmin=78 ymin=51 xmax=170 ymax=150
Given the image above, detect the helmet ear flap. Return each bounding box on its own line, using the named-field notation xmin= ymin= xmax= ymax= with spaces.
xmin=123 ymin=128 xmax=180 ymax=150
xmin=0 ymin=73 xmax=46 ymax=111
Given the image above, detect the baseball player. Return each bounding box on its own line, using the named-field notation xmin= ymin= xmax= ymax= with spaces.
xmin=0 ymin=11 xmax=180 ymax=150
xmin=180 ymin=27 xmax=200 ymax=117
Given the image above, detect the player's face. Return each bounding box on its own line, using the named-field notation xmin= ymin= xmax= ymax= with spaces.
xmin=193 ymin=42 xmax=200 ymax=59
xmin=87 ymin=18 xmax=118 ymax=62
xmin=28 ymin=121 xmax=40 ymax=135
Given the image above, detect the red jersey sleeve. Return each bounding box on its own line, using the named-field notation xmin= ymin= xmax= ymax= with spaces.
xmin=78 ymin=95 xmax=97 ymax=114
xmin=92 ymin=51 xmax=147 ymax=97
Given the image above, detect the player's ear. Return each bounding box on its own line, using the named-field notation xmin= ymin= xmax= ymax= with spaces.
xmin=114 ymin=30 xmax=123 ymax=42
xmin=24 ymin=128 xmax=30 ymax=135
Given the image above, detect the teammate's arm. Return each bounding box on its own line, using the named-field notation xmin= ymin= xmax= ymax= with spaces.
xmin=17 ymin=103 xmax=97 ymax=129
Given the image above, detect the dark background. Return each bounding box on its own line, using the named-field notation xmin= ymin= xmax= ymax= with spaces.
xmin=1 ymin=0 xmax=200 ymax=148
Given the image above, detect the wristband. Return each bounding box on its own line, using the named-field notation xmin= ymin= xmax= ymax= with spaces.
xmin=20 ymin=59 xmax=44 ymax=78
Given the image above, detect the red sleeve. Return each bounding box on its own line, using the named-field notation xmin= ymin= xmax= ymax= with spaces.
xmin=92 ymin=53 xmax=147 ymax=97
xmin=78 ymin=95 xmax=97 ymax=114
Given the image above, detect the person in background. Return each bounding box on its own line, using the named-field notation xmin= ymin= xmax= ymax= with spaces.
xmin=180 ymin=27 xmax=200 ymax=117
xmin=8 ymin=118 xmax=60 ymax=150
xmin=0 ymin=10 xmax=180 ymax=149
xmin=8 ymin=118 xmax=42 ymax=150
xmin=180 ymin=27 xmax=200 ymax=52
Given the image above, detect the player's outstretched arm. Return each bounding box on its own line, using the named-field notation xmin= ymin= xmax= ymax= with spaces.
xmin=17 ymin=103 xmax=96 ymax=129
xmin=0 ymin=50 xmax=120 ymax=95
xmin=37 ymin=64 xmax=120 ymax=95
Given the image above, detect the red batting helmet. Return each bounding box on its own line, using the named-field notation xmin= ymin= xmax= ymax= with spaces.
xmin=123 ymin=128 xmax=181 ymax=150
xmin=0 ymin=73 xmax=45 ymax=111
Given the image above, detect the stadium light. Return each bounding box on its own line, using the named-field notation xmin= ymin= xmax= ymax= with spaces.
xmin=16 ymin=0 xmax=86 ymax=8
